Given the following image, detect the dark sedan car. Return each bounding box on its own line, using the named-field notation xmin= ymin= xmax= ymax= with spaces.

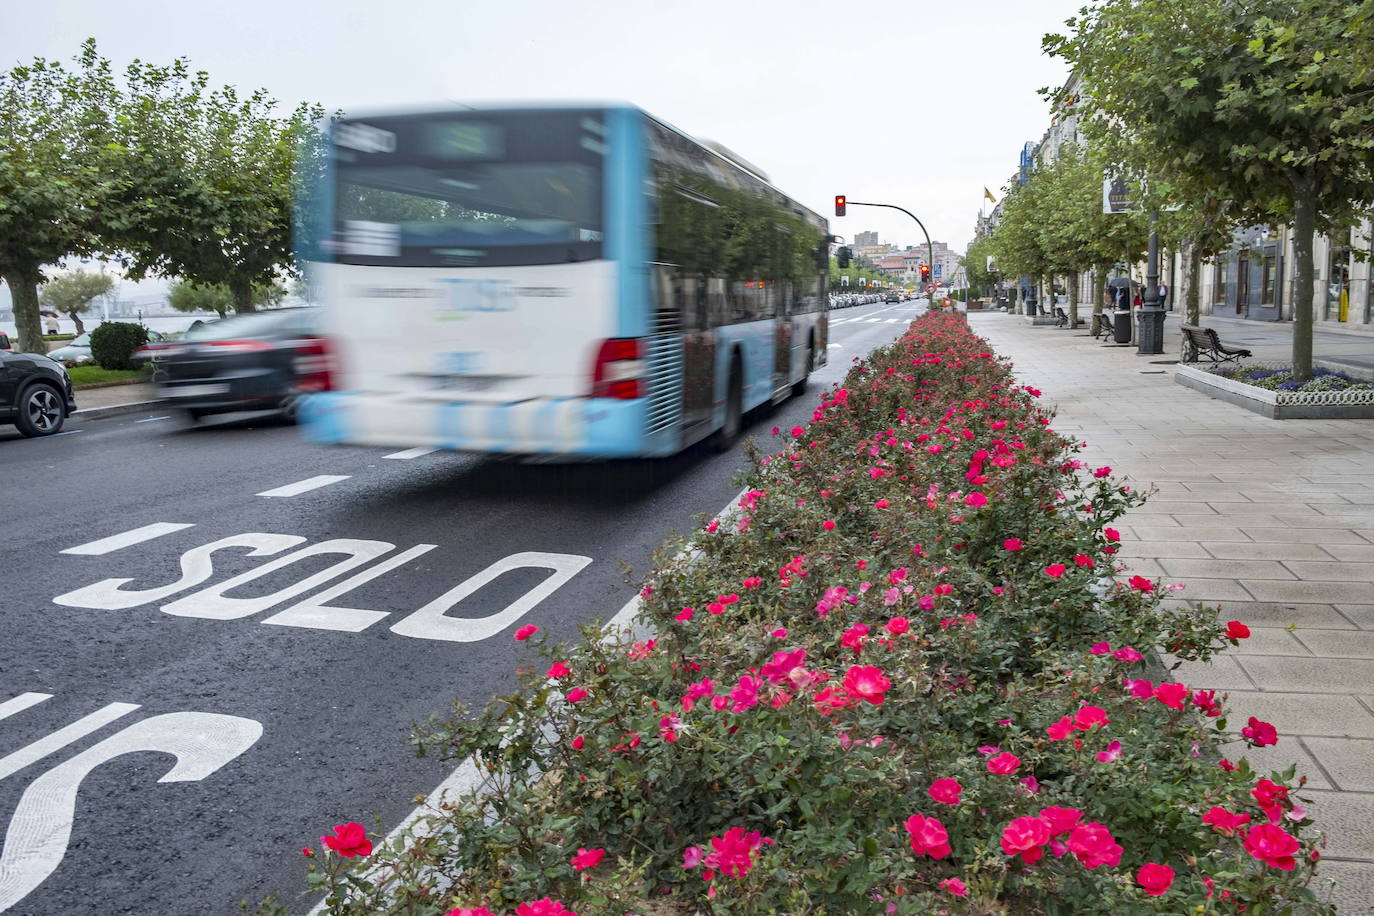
xmin=150 ymin=308 xmax=330 ymax=422
xmin=1 ymin=334 xmax=78 ymax=437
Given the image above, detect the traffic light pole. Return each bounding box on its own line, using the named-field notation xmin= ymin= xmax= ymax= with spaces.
xmin=843 ymin=201 xmax=936 ymax=296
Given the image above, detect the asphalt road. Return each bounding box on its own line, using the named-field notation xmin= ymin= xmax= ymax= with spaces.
xmin=0 ymin=298 xmax=928 ymax=915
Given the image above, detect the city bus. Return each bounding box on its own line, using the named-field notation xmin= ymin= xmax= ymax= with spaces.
xmin=296 ymin=104 xmax=828 ymax=458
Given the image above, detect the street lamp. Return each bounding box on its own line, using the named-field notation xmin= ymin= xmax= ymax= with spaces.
xmin=1137 ymin=211 xmax=1165 ymax=355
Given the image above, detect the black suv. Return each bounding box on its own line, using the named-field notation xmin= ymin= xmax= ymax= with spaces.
xmin=0 ymin=333 xmax=78 ymax=437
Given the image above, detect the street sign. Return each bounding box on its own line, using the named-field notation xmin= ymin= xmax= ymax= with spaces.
xmin=933 ymin=264 xmax=942 ymax=278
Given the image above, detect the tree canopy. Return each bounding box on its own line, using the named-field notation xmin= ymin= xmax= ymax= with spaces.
xmin=38 ymin=269 xmax=114 ymax=333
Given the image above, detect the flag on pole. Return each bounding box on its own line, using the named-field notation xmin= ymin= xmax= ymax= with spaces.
xmin=983 ymin=187 xmax=997 ymax=203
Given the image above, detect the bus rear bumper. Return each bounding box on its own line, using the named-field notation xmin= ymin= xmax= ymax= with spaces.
xmin=301 ymin=392 xmax=662 ymax=457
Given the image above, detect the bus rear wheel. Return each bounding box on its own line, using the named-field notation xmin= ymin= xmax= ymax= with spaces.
xmin=712 ymin=359 xmax=743 ymax=452
xmin=792 ymin=333 xmax=814 ymax=398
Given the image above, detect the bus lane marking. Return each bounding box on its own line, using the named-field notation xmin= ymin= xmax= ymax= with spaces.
xmin=255 ymin=475 xmax=350 ymax=498
xmin=0 ymin=709 xmax=262 ymax=912
xmin=0 ymin=695 xmax=51 ymax=723
xmin=0 ymin=703 xmax=141 ymax=783
xmin=61 ymin=523 xmax=196 ymax=556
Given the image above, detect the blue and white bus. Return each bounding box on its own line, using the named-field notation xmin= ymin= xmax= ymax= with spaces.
xmin=298 ymin=105 xmax=828 ymax=458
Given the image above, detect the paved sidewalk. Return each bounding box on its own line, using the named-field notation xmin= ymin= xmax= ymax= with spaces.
xmin=71 ymin=381 xmax=158 ymax=413
xmin=970 ymin=311 xmax=1374 ymax=913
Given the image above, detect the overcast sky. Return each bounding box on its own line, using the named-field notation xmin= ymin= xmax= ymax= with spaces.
xmin=5 ymin=0 xmax=1080 ymax=256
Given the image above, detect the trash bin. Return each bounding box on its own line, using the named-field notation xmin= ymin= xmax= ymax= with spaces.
xmin=1112 ymin=309 xmax=1131 ymax=343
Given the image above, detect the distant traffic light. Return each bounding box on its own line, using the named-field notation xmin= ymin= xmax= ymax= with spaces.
xmin=834 ymin=195 xmax=846 ymax=217
xmin=920 ymin=264 xmax=931 ymax=280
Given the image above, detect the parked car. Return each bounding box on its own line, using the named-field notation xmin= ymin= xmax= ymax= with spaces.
xmin=48 ymin=328 xmax=166 ymax=365
xmin=150 ymin=308 xmax=330 ymax=423
xmin=1 ymin=343 xmax=77 ymax=437
xmin=884 ymin=292 xmax=902 ymax=303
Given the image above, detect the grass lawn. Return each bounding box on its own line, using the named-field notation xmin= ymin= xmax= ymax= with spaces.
xmin=67 ymin=365 xmax=154 ymax=389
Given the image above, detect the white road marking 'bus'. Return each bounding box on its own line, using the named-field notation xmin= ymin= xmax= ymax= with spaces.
xmin=0 ymin=703 xmax=140 ymax=783
xmin=383 ymin=446 xmax=437 ymax=460
xmin=61 ymin=523 xmax=195 ymax=556
xmin=0 ymin=712 xmax=262 ymax=913
xmin=255 ymin=475 xmax=350 ymax=498
xmin=0 ymin=695 xmax=51 ymax=723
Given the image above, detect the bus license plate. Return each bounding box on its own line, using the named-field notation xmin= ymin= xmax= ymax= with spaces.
xmin=440 ymin=376 xmax=500 ymax=392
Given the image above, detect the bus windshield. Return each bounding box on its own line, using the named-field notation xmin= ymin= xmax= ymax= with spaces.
xmin=329 ymin=110 xmax=605 ymax=268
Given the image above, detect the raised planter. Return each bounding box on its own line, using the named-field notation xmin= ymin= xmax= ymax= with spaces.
xmin=1174 ymin=363 xmax=1374 ymax=419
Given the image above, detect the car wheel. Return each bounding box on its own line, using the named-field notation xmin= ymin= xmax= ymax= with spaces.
xmin=184 ymin=408 xmax=205 ymax=424
xmin=280 ymin=394 xmax=301 ymax=424
xmin=15 ymin=383 xmax=66 ymax=437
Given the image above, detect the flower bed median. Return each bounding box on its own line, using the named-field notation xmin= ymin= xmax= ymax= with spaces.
xmin=292 ymin=311 xmax=1331 ymax=915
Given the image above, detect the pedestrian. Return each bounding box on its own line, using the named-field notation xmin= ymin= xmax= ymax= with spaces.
xmin=44 ymin=314 xmax=59 ymax=335
xmin=1132 ymin=288 xmax=1142 ymax=308
xmin=1157 ymin=283 xmax=1169 ymax=309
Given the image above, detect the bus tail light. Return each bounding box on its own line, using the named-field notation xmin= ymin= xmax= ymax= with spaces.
xmin=293 ymin=337 xmax=334 ymax=392
xmin=590 ymin=338 xmax=644 ymax=399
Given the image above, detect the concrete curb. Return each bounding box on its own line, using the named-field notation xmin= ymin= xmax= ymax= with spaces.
xmin=72 ymin=399 xmax=166 ymax=421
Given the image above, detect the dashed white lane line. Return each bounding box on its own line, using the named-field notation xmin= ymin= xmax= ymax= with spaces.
xmin=256 ymin=475 xmax=351 ymax=498
xmin=61 ymin=522 xmax=195 ymax=555
xmin=383 ymin=447 xmax=439 ymax=460
xmin=0 ymin=693 xmax=51 ymax=722
xmin=133 ymin=416 xmax=171 ymax=423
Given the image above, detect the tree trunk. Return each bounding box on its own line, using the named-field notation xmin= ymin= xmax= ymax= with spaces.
xmin=230 ymin=275 xmax=255 ymax=313
xmin=1090 ymin=266 xmax=1107 ymax=335
xmin=1067 ymin=269 xmax=1080 ymax=328
xmin=215 ymin=307 xmax=228 ymax=319
xmin=66 ymin=310 xmax=86 ymax=335
xmin=3 ymin=268 xmax=45 ymax=355
xmin=1183 ymin=241 xmax=1202 ymax=362
xmin=1291 ymin=183 xmax=1316 ymax=382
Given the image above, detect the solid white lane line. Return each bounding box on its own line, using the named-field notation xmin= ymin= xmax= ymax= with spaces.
xmin=61 ymin=522 xmax=195 ymax=556
xmin=383 ymin=447 xmax=438 ymax=460
xmin=0 ymin=693 xmax=52 ymax=722
xmin=256 ymin=475 xmax=351 ymax=498
xmin=0 ymin=702 xmax=141 ymax=782
xmin=133 ymin=416 xmax=171 ymax=423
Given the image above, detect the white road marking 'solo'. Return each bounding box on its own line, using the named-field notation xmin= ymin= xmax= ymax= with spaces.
xmin=61 ymin=523 xmax=195 ymax=556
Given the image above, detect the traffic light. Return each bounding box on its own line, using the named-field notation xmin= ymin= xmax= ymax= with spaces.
xmin=920 ymin=264 xmax=931 ymax=281
xmin=834 ymin=195 xmax=846 ymax=217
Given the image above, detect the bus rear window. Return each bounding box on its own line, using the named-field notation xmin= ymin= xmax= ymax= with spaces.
xmin=329 ymin=111 xmax=605 ymax=268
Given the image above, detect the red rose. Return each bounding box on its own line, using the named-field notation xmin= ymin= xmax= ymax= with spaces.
xmin=1202 ymin=806 xmax=1252 ymax=836
xmin=1137 ymin=862 xmax=1175 ymax=896
xmin=514 ymin=624 xmax=539 ymax=641
xmin=1066 ymin=822 xmax=1122 ymax=870
xmin=904 ymin=813 xmax=952 ymax=858
xmin=1243 ymin=823 xmax=1301 ymax=870
xmin=1044 ymin=564 xmax=1067 ymax=578
xmin=570 ymin=847 xmax=605 ymax=870
xmin=987 ymin=751 xmax=1021 ymax=774
xmin=1153 ymin=682 xmax=1189 ymax=709
xmin=321 ymin=821 xmax=372 ymax=858
xmin=1000 ymin=816 xmax=1051 ymax=863
xmin=1226 ymin=620 xmax=1251 ymax=639
xmin=1242 ymin=716 xmax=1278 ymax=747
xmin=927 ymin=777 xmax=963 ymax=805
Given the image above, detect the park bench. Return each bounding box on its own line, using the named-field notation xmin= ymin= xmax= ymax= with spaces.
xmin=1180 ymin=324 xmax=1252 ymax=366
xmin=1091 ymin=313 xmax=1116 ymax=340
xmin=1053 ymin=306 xmax=1070 ymax=328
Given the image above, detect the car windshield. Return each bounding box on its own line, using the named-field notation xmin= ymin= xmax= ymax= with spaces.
xmin=70 ymin=332 xmax=91 ymax=346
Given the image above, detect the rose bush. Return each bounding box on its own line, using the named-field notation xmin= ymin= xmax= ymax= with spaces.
xmin=287 ymin=312 xmax=1331 ymax=914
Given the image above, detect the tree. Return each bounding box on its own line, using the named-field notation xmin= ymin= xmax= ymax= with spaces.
xmin=105 ymin=59 xmax=324 ymax=314
xmin=0 ymin=40 xmax=114 ymax=354
xmin=38 ymin=268 xmax=113 ymax=334
xmin=1046 ymin=0 xmax=1374 ymax=379
xmin=167 ymin=279 xmax=284 ymax=318
xmin=988 ymin=179 xmax=1052 ymax=312
xmin=963 ymin=236 xmax=999 ymax=298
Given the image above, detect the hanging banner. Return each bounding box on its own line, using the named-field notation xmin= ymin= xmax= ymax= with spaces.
xmin=1103 ymin=178 xmax=1137 ymax=214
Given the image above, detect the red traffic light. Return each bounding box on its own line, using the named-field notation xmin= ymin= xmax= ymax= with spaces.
xmin=920 ymin=264 xmax=931 ymax=279
xmin=834 ymin=195 xmax=846 ymax=217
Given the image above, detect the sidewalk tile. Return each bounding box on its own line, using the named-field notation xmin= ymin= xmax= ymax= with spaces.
xmin=1295 ymin=630 xmax=1374 ymax=659
xmin=1206 ymin=603 xmax=1356 ymax=628
xmin=1237 ymin=657 xmax=1374 ymax=693
xmin=1336 ymin=606 xmax=1374 ymax=629
xmin=1300 ymin=790 xmax=1374 ymax=860
xmin=1246 ymin=581 xmax=1374 ymax=603
xmin=1160 ymin=558 xmax=1297 ymax=580
xmin=1131 ymin=525 xmax=1252 ymax=542
xmin=1324 ymin=545 xmax=1374 ymax=562
xmin=1169 ymin=578 xmax=1255 ymax=601
xmin=1207 ymin=543 xmax=1332 ymax=561
xmin=1169 ymin=656 xmax=1257 ymax=690
xmin=1310 ymin=860 xmax=1374 ymax=914
xmin=1218 ymin=692 xmax=1374 ymax=739
xmin=1110 ymin=558 xmax=1167 ymax=578
xmin=1115 ymin=541 xmax=1211 ymax=558
xmin=1217 ymin=737 xmax=1332 ymax=789
xmin=1240 ymin=527 xmax=1370 ymax=544
xmin=1226 ymin=628 xmax=1313 ymax=656
xmin=1282 ymin=560 xmax=1374 ymax=581
xmin=1210 ymin=502 xmax=1327 ymax=516
xmin=1304 ymin=737 xmax=1374 ymax=791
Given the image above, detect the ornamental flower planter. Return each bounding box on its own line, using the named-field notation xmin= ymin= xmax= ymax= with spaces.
xmin=1174 ymin=363 xmax=1374 ymax=419
xmin=296 ymin=313 xmax=1332 ymax=916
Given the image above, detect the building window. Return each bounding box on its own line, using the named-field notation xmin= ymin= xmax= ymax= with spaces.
xmin=1212 ymin=259 xmax=1228 ymax=306
xmin=1260 ymin=253 xmax=1276 ymax=307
